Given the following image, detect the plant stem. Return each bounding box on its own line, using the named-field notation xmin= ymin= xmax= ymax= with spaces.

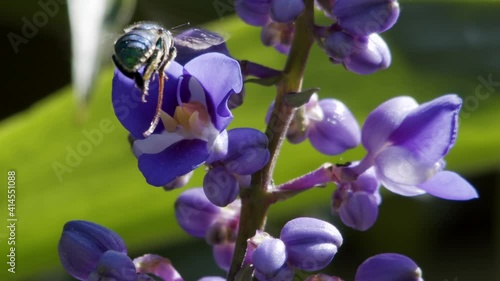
xmin=227 ymin=1 xmax=315 ymax=280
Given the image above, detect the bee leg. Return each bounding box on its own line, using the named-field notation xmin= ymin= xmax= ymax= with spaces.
xmin=143 ymin=68 xmax=166 ymax=137
xmin=133 ymin=72 xmax=148 ymax=103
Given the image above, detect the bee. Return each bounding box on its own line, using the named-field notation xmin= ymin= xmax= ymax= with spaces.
xmin=112 ymin=22 xmax=226 ymax=137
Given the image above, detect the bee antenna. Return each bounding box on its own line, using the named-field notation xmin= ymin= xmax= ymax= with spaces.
xmin=171 ymin=22 xmax=190 ymax=31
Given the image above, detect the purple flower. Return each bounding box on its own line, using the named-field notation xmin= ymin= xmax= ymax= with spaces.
xmin=113 ymin=52 xmax=243 ymax=186
xmin=261 ymin=21 xmax=294 ymax=54
xmin=267 ymin=94 xmax=360 ymax=155
xmin=326 ymin=31 xmax=391 ymax=75
xmin=271 ymin=0 xmax=305 ymax=23
xmin=58 ymin=220 xmax=128 ymax=280
xmin=332 ymin=167 xmax=381 ymax=231
xmin=253 ymin=238 xmax=294 ymax=281
xmin=198 ymin=277 xmax=226 ymax=281
xmin=87 ymin=250 xmax=136 ymax=281
xmin=213 ymin=243 xmax=235 ymax=272
xmin=355 ymin=253 xmax=423 ymax=281
xmin=204 ymin=128 xmax=270 ymax=206
xmin=133 ymin=254 xmax=183 ymax=281
xmin=175 ymin=188 xmax=241 ymax=240
xmin=332 ymin=0 xmax=400 ymax=36
xmin=280 ymin=217 xmax=343 ymax=271
xmin=305 ymin=274 xmax=344 ymax=281
xmin=235 ymin=0 xmax=272 ymax=26
xmin=348 ymin=95 xmax=478 ymax=200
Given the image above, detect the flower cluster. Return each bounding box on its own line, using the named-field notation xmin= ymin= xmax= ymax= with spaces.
xmin=235 ymin=0 xmax=399 ymax=74
xmin=58 ymin=0 xmax=480 ymax=280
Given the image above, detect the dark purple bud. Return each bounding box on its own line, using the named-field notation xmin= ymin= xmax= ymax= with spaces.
xmin=355 ymin=253 xmax=423 ymax=281
xmin=235 ymin=0 xmax=272 ymax=26
xmin=204 ymin=166 xmax=239 ymax=207
xmin=343 ymin=34 xmax=391 ymax=74
xmin=253 ymin=238 xmax=291 ymax=281
xmin=222 ymin=128 xmax=270 ymax=175
xmin=333 ymin=0 xmax=400 ymax=36
xmin=174 ymin=188 xmax=221 ymax=238
xmin=280 ymin=217 xmax=342 ymax=271
xmin=324 ymin=30 xmax=356 ymax=61
xmin=87 ymin=250 xmax=136 ymax=281
xmin=134 ymin=254 xmax=183 ymax=281
xmin=58 ymin=220 xmax=128 ymax=280
xmin=307 ymin=98 xmax=361 ymax=155
xmin=163 ymin=171 xmax=194 ymax=191
xmin=271 ymin=0 xmax=305 ymax=23
xmin=339 ymin=191 xmax=379 ymax=231
xmin=305 ymin=274 xmax=344 ymax=281
xmin=213 ymin=243 xmax=234 ymax=272
xmin=261 ymin=22 xmax=294 ymax=54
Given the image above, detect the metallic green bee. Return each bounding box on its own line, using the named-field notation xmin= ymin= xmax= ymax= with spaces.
xmin=113 ymin=22 xmax=177 ymax=137
xmin=113 ymin=22 xmax=227 ymax=137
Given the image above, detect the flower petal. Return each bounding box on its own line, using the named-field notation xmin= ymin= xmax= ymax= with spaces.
xmin=184 ymin=53 xmax=243 ymax=131
xmin=362 ymin=96 xmax=418 ymax=153
xmin=418 ymin=171 xmax=478 ymax=200
xmin=235 ymin=0 xmax=272 ymax=27
xmin=222 ymin=128 xmax=270 ymax=175
xmin=138 ymin=139 xmax=209 ymax=186
xmin=339 ymin=192 xmax=379 ymax=231
xmin=203 ymin=166 xmax=239 ymax=207
xmin=213 ymin=243 xmax=234 ymax=272
xmin=355 ymin=253 xmax=423 ymax=281
xmin=271 ymin=0 xmax=305 ymax=23
xmin=112 ymin=62 xmax=183 ymax=139
xmin=175 ymin=188 xmax=221 ymax=238
xmin=134 ymin=254 xmax=183 ymax=281
xmin=343 ymin=34 xmax=391 ymax=75
xmin=87 ymin=250 xmax=136 ymax=281
xmin=389 ymin=94 xmax=461 ymax=166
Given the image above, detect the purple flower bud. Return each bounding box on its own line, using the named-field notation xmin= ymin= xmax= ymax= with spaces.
xmin=307 ymin=97 xmax=361 ymax=155
xmin=355 ymin=253 xmax=423 ymax=281
xmin=58 ymin=220 xmax=127 ymax=280
xmin=87 ymin=250 xmax=136 ymax=281
xmin=324 ymin=29 xmax=355 ymax=61
xmin=235 ymin=0 xmax=272 ymax=26
xmin=305 ymin=274 xmax=344 ymax=281
xmin=271 ymin=0 xmax=305 ymax=23
xmin=280 ymin=217 xmax=342 ymax=271
xmin=261 ymin=22 xmax=294 ymax=54
xmin=213 ymin=243 xmax=234 ymax=272
xmin=133 ymin=254 xmax=183 ymax=281
xmin=198 ymin=277 xmax=226 ymax=281
xmin=175 ymin=188 xmax=221 ymax=238
xmin=342 ymin=34 xmax=391 ymax=75
xmin=333 ymin=0 xmax=400 ymax=36
xmin=204 ymin=166 xmax=239 ymax=207
xmin=222 ymin=128 xmax=270 ymax=175
xmin=253 ymin=238 xmax=292 ymax=281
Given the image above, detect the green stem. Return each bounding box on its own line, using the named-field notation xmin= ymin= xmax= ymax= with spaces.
xmin=227 ymin=1 xmax=316 ymax=280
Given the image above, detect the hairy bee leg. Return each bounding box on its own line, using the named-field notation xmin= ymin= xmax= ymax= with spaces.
xmin=143 ymin=71 xmax=167 ymax=137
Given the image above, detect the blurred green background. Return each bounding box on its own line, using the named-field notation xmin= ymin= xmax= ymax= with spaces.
xmin=0 ymin=0 xmax=499 ymax=280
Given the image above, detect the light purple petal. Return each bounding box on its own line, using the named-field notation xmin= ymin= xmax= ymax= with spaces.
xmin=375 ymin=145 xmax=439 ymax=186
xmin=112 ymin=63 xmax=183 ymax=139
xmin=389 ymin=94 xmax=461 ymax=166
xmin=343 ymin=34 xmax=391 ymax=75
xmin=138 ymin=139 xmax=209 ymax=186
xmin=324 ymin=30 xmax=356 ymax=60
xmin=307 ymin=99 xmax=361 ymax=155
xmin=418 ymin=171 xmax=478 ymax=200
xmin=253 ymin=238 xmax=288 ymax=276
xmin=271 ymin=0 xmax=305 ymax=23
xmin=133 ymin=254 xmax=183 ymax=281
xmin=235 ymin=0 xmax=272 ymax=27
xmin=355 ymin=253 xmax=423 ymax=281
xmin=362 ymin=96 xmax=418 ymax=153
xmin=222 ymin=128 xmax=270 ymax=175
xmin=203 ymin=166 xmax=239 ymax=207
xmin=213 ymin=243 xmax=234 ymax=272
xmin=175 ymin=188 xmax=221 ymax=238
xmin=184 ymin=53 xmax=243 ymax=131
xmin=198 ymin=277 xmax=226 ymax=281
xmin=333 ymin=0 xmax=400 ymax=36
xmin=378 ymin=172 xmax=426 ymax=196
xmin=339 ymin=192 xmax=379 ymax=231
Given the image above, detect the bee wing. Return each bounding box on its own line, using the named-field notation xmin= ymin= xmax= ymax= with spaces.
xmin=173 ymin=28 xmax=229 ymax=50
